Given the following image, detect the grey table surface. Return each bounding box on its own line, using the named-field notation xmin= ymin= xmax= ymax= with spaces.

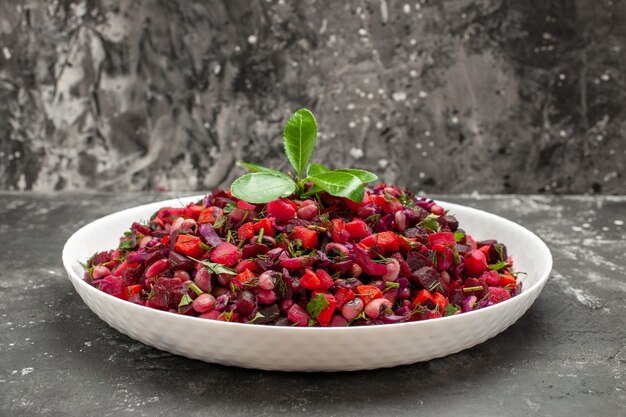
xmin=0 ymin=192 xmax=624 ymax=417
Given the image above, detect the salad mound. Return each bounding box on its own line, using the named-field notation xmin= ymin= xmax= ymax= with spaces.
xmin=82 ymin=186 xmax=520 ymax=326
xmin=81 ymin=109 xmax=520 ymax=326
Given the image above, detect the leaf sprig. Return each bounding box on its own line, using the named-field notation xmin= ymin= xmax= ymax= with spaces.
xmin=230 ymin=109 xmax=378 ymax=203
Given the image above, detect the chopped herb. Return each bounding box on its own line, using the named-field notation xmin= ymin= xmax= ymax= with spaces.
xmin=230 ymin=281 xmax=241 ymax=295
xmin=213 ymin=215 xmax=226 ymax=229
xmin=257 ymin=227 xmax=265 ymax=243
xmin=189 ymin=256 xmax=237 ymax=275
xmin=246 ymin=312 xmax=265 ymax=324
xmin=178 ymin=293 xmax=193 ymax=310
xmin=453 ymin=230 xmax=465 ymax=242
xmin=188 ymin=282 xmax=204 ymax=296
xmin=347 ymin=311 xmax=366 ymax=326
xmin=488 ymin=261 xmax=509 ymax=271
xmin=305 ymin=293 xmax=329 ymax=319
xmin=318 ymin=212 xmax=330 ymax=225
xmin=453 ymin=250 xmax=461 ymax=264
xmin=428 ymin=280 xmax=442 ymax=292
xmin=78 ymin=261 xmax=95 ymax=280
xmin=430 ymin=250 xmax=438 ymax=267
xmin=444 ymin=304 xmax=460 ymax=316
xmin=463 ymin=285 xmax=484 ymax=293
xmin=118 ymin=240 xmax=133 ymax=250
xmin=410 ymin=303 xmax=424 ymax=317
xmin=383 ymin=281 xmax=400 ymax=293
xmin=418 ymin=214 xmax=440 ymax=232
xmin=494 ymin=243 xmax=505 ymax=262
xmin=223 ymin=202 xmax=237 ymax=214
xmin=274 ymin=273 xmax=288 ymax=297
xmin=198 ymin=242 xmax=211 ymax=251
xmin=366 ymin=213 xmax=382 ymax=226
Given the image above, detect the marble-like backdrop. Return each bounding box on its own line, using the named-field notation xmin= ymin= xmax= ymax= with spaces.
xmin=0 ymin=0 xmax=624 ymax=194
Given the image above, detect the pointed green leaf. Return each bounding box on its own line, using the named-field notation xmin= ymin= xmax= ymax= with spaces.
xmin=304 ymin=164 xmax=329 ymax=195
xmin=238 ymin=161 xmax=291 ymax=180
xmin=333 ymin=169 xmax=378 ymax=183
xmin=230 ymin=172 xmax=296 ymax=204
xmin=283 ymin=108 xmax=317 ymax=179
xmin=307 ymin=163 xmax=330 ymax=177
xmin=306 ymin=171 xmax=365 ymax=203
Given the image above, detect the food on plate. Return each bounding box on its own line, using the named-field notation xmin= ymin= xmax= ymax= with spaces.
xmin=81 ymin=109 xmax=520 ymax=326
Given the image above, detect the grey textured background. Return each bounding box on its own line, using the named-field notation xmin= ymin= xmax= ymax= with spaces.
xmin=0 ymin=0 xmax=624 ymax=194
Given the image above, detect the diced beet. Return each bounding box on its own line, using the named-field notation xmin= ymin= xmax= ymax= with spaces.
xmin=406 ymin=251 xmax=433 ymax=271
xmin=241 ymin=243 xmax=270 ymax=260
xmin=411 ymin=267 xmax=440 ymax=291
xmin=235 ymin=291 xmax=257 ymax=316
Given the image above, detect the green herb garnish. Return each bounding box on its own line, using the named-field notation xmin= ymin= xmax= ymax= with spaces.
xmin=444 ymin=304 xmax=460 ymax=316
xmin=418 ymin=214 xmax=440 ymax=232
xmin=189 ymin=256 xmax=237 ymax=275
xmin=230 ymin=109 xmax=377 ymax=204
xmin=246 ymin=312 xmax=265 ymax=324
xmin=488 ymin=261 xmax=509 ymax=271
xmin=305 ymin=293 xmax=329 ymax=319
xmin=178 ymin=293 xmax=193 ymax=311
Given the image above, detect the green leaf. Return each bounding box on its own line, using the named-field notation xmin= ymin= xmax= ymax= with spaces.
xmin=178 ymin=293 xmax=193 ymax=310
xmin=283 ymin=108 xmax=317 ymax=179
xmin=238 ymin=161 xmax=291 ymax=180
xmin=189 ymin=257 xmax=237 ymax=275
xmin=306 ymin=171 xmax=364 ymax=203
xmin=222 ymin=202 xmax=237 ymax=214
xmin=230 ymin=172 xmax=296 ymax=204
xmin=118 ymin=240 xmax=133 ymax=250
xmin=303 ymin=163 xmax=327 ymax=196
xmin=488 ymin=261 xmax=509 ymax=271
xmin=307 ymin=163 xmax=330 ymax=177
xmin=494 ymin=243 xmax=505 ymax=262
xmin=444 ymin=304 xmax=460 ymax=316
xmin=306 ymin=293 xmax=329 ymax=319
xmin=246 ymin=312 xmax=265 ymax=324
xmin=453 ymin=230 xmax=465 ymax=243
xmin=418 ymin=214 xmax=440 ymax=232
xmin=333 ymin=169 xmax=378 ymax=183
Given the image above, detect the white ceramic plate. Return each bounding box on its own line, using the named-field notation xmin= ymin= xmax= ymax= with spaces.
xmin=62 ymin=196 xmax=552 ymax=371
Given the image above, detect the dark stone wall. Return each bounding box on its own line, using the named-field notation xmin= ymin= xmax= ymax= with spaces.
xmin=0 ymin=0 xmax=624 ymax=194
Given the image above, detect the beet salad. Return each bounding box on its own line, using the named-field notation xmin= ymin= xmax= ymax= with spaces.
xmin=81 ymin=109 xmax=521 ymax=326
